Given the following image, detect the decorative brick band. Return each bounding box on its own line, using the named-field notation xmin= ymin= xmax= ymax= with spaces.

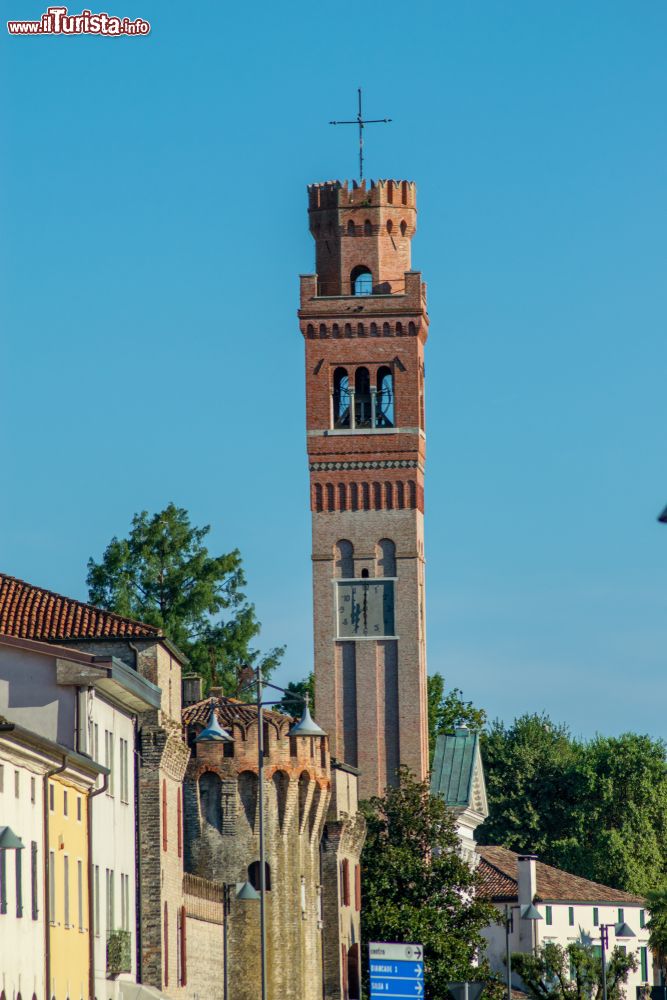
xmin=311 ymin=479 xmax=424 ymax=513
xmin=310 ymin=460 xmax=420 ymax=472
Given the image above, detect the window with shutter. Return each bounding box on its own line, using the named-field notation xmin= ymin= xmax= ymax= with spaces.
xmin=354 ymin=865 xmax=361 ymax=911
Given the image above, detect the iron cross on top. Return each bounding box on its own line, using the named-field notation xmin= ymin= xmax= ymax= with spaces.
xmin=330 ymin=88 xmax=392 ymax=181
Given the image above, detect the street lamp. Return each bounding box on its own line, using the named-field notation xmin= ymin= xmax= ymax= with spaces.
xmin=198 ymin=667 xmax=326 ymax=1000
xmin=505 ymin=903 xmax=542 ymax=1000
xmin=599 ymin=922 xmax=635 ymax=1000
xmin=222 ymin=880 xmax=260 ymax=1000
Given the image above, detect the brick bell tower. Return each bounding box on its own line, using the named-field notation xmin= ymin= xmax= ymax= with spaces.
xmin=299 ymin=178 xmax=429 ymax=799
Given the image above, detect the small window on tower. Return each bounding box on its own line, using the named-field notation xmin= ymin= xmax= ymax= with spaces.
xmin=347 ymin=219 xmax=356 ymax=236
xmin=350 ymin=266 xmax=373 ymax=296
xmin=363 ymin=219 xmax=372 ymax=236
xmin=333 ymin=368 xmax=351 ymax=428
xmin=400 ymin=220 xmax=407 ymax=236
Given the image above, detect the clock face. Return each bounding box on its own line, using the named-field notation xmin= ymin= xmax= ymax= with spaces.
xmin=336 ymin=579 xmax=395 ymax=639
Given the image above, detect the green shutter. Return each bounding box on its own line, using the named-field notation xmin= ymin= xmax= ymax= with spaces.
xmin=569 ymin=906 xmax=574 ymax=926
xmin=641 ymin=947 xmax=648 ymax=981
xmin=593 ymin=907 xmax=599 ymax=926
xmin=546 ymin=905 xmax=553 ymax=926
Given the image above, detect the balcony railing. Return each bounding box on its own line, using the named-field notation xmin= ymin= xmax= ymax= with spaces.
xmin=107 ymin=929 xmax=131 ymax=975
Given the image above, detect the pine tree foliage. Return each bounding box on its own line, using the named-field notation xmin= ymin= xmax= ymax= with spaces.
xmin=87 ymin=503 xmax=284 ymax=692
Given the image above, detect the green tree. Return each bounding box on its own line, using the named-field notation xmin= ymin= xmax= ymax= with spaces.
xmin=361 ymin=767 xmax=500 ymax=1000
xmin=512 ymin=941 xmax=636 ymax=1000
xmin=477 ymin=714 xmax=585 ymax=862
xmin=647 ymin=885 xmax=667 ymax=980
xmin=570 ymin=734 xmax=667 ymax=894
xmin=87 ymin=503 xmax=284 ymax=693
xmin=427 ymin=672 xmax=487 ymax=764
xmin=274 ymin=673 xmax=314 ymax=716
xmin=479 ymin=716 xmax=667 ymax=895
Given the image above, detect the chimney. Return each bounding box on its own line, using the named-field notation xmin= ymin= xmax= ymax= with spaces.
xmin=517 ymin=854 xmax=538 ymax=906
xmin=181 ymin=673 xmax=203 ymax=707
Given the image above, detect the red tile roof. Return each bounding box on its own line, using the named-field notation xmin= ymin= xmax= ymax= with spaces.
xmin=476 ymin=846 xmax=644 ymax=905
xmin=0 ymin=573 xmax=161 ymax=641
xmin=183 ymin=695 xmax=292 ymax=730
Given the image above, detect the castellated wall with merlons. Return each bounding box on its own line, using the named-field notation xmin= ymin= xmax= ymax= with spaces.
xmin=182 ymin=697 xmax=332 ymax=1000
xmin=307 ymin=179 xmax=417 ymax=296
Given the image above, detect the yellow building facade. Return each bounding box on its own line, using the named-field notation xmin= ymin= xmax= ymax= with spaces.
xmin=47 ymin=769 xmax=96 ymax=1000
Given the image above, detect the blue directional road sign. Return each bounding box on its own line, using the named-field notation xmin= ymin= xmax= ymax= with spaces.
xmin=369 ymin=942 xmax=425 ymax=998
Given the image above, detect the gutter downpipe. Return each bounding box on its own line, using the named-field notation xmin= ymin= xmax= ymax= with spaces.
xmin=128 ymin=643 xmax=143 ymax=984
xmin=88 ymin=769 xmax=109 ymax=1000
xmin=44 ymin=754 xmax=68 ymax=1000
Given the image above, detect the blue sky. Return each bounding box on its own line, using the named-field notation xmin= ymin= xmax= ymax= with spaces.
xmin=2 ymin=1 xmax=666 ymax=739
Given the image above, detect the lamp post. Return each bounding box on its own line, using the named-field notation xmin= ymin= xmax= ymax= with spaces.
xmin=222 ymin=880 xmax=260 ymax=1000
xmin=599 ymin=922 xmax=636 ymax=1000
xmin=197 ymin=666 xmax=325 ymax=1000
xmin=505 ymin=903 xmax=542 ymax=1000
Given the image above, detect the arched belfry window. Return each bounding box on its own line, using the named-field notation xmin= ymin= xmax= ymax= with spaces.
xmin=354 ymin=367 xmax=372 ymax=428
xmin=347 ymin=219 xmax=356 ymax=236
xmin=363 ymin=219 xmax=372 ymax=236
xmin=400 ymin=220 xmax=407 ymax=236
xmin=333 ymin=367 xmax=350 ymax=428
xmin=376 ymin=367 xmax=394 ymax=427
xmin=350 ymin=265 xmax=373 ymax=296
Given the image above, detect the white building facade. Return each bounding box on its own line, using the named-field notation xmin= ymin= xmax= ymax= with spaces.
xmin=0 ymin=635 xmax=161 ymax=999
xmin=477 ymin=847 xmax=654 ymax=997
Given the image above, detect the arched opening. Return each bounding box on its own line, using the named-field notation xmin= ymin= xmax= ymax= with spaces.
xmin=347 ymin=219 xmax=356 ymax=236
xmin=400 ymin=220 xmax=407 ymax=236
xmin=272 ymin=771 xmax=289 ymax=832
xmin=363 ymin=219 xmax=372 ymax=236
xmin=238 ymin=771 xmax=258 ymax=830
xmin=396 ymin=481 xmax=405 ymax=509
xmin=361 ymin=568 xmax=369 ymax=578
xmin=308 ymin=783 xmax=322 ymax=838
xmin=338 ymin=482 xmax=347 ymax=511
xmin=334 ymin=540 xmax=354 ymax=578
xmin=350 ymin=483 xmax=359 ymax=511
xmin=350 ymin=265 xmax=373 ymax=296
xmin=348 ymin=943 xmax=361 ymax=999
xmin=372 ymin=482 xmax=382 ymax=509
xmin=376 ymin=539 xmax=396 ymax=577
xmin=333 ymin=367 xmax=350 ymax=428
xmin=318 ymin=323 xmax=327 ymax=338
xmin=384 ymin=482 xmax=394 ymax=510
xmin=248 ymin=860 xmax=271 ymax=892
xmin=376 ymin=367 xmax=394 ymax=428
xmin=306 ymin=324 xmax=314 ymax=338
xmin=354 ymin=367 xmax=372 ymax=428
xmin=386 ymin=219 xmax=393 ymax=234
xmin=362 ymin=482 xmax=370 ymax=509
xmin=314 ymin=483 xmax=323 ymax=512
xmin=198 ymin=772 xmax=223 ymax=829
xmin=326 ymin=483 xmax=335 ymax=511
xmin=298 ymin=772 xmax=310 ymax=831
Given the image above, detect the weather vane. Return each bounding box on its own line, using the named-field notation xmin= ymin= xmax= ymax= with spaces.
xmin=330 ymin=88 xmax=392 ymax=181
